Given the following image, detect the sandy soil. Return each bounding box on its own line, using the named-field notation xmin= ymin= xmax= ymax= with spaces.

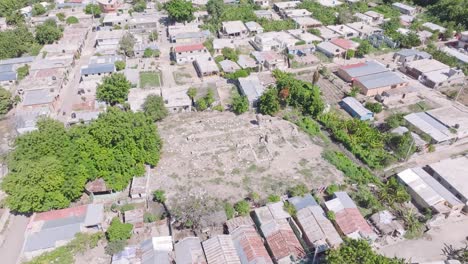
xmin=151 ymin=111 xmax=344 ymax=204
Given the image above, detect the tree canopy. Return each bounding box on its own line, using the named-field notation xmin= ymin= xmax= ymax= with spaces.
xmin=327 ymin=239 xmax=405 ymax=264
xmin=164 ymin=0 xmax=195 ymax=23
xmin=258 ymin=88 xmax=280 ymax=116
xmin=106 ymin=217 xmax=133 ymax=242
xmin=0 ymin=26 xmax=36 ymax=59
xmin=231 ymin=95 xmax=249 ymax=115
xmin=0 ymin=88 xmax=12 ymax=115
xmin=427 ymin=0 xmax=468 ymax=29
xmin=96 ymin=73 xmax=131 ymax=106
xmin=1 ymin=109 xmax=162 ymax=213
xmin=142 ymin=95 xmax=168 ymax=122
xmin=32 ymin=3 xmax=46 ymax=16
xmin=84 ymin=4 xmax=101 ymax=17
xmin=35 ymin=19 xmax=63 ymax=45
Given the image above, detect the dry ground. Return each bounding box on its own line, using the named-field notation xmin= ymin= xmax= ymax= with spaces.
xmin=151 ymin=112 xmax=344 ymax=204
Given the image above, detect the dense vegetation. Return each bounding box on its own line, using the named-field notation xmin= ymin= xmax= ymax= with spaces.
xmin=327 ymin=239 xmax=405 ymax=264
xmin=0 ymin=26 xmax=38 ymax=59
xmin=1 ymin=108 xmax=162 ymax=213
xmin=96 ymin=73 xmax=131 ymax=106
xmin=0 ymin=88 xmax=12 ymax=115
xmin=164 ymin=0 xmax=195 ymax=23
xmin=143 ymin=94 xmax=169 ymax=122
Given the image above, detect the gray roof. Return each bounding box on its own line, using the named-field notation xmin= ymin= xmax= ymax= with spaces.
xmin=404 ymin=112 xmax=454 ymax=142
xmin=333 ymin=192 xmax=357 ymax=209
xmin=84 ymin=204 xmax=104 ymax=226
xmin=289 ymin=194 xmax=318 ymax=211
xmin=175 ymin=30 xmax=211 ymax=40
xmin=341 ymin=60 xmax=388 ymax=78
xmin=219 ymin=60 xmax=240 ymax=73
xmin=341 ymin=97 xmax=373 ymax=118
xmin=25 ymin=223 xmax=81 ymax=252
xmin=81 ymin=63 xmax=115 ymax=76
xmin=0 ymin=71 xmax=17 ymax=81
xmin=0 ymin=56 xmax=35 ymax=65
xmin=23 ymin=89 xmax=54 ymax=106
xmin=238 ymin=76 xmax=265 ymax=103
xmin=356 ymin=71 xmax=406 ymax=89
xmin=395 ymin=49 xmax=431 ymax=59
xmin=237 ymin=55 xmax=257 ymax=69
xmin=175 ymin=237 xmax=207 ymax=264
xmin=0 ymin=64 xmax=13 ymax=73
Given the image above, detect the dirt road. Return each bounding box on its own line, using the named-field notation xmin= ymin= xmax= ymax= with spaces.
xmin=0 ymin=214 xmax=29 ymax=264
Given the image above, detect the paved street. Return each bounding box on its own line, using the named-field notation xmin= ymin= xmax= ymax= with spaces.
xmin=0 ymin=214 xmax=29 ymax=264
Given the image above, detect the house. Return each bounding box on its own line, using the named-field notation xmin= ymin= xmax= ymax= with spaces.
xmin=161 ymin=87 xmax=192 ymax=113
xmin=354 ymin=71 xmax=408 ymax=96
xmin=330 ymin=38 xmax=359 ymax=51
xmin=173 ymin=43 xmax=208 ymax=64
xmin=22 ymin=88 xmax=58 ymax=111
xmin=175 ymin=237 xmax=207 ymax=264
xmin=273 ymin=1 xmax=301 ymax=14
xmin=346 ymin=22 xmax=382 ymax=39
xmin=442 ymin=47 xmax=468 ymax=64
xmin=230 ymin=225 xmax=273 ymax=264
xmin=327 ymin=25 xmax=359 ymax=39
xmin=317 ymin=26 xmax=344 ymax=41
xmin=193 ymin=54 xmax=219 ymax=78
xmin=219 ymin=60 xmax=240 ymax=73
xmin=293 ymin=17 xmax=322 ymax=30
xmin=23 ymin=204 xmax=104 ymax=259
xmin=422 ymin=22 xmax=446 ymax=33
xmin=202 ymin=235 xmax=241 ymax=264
xmin=425 ymin=156 xmax=468 ymax=210
xmin=404 ymin=112 xmax=456 ymax=144
xmin=112 ymin=237 xmax=174 ymax=264
xmin=337 ymin=60 xmax=389 ymax=82
xmin=316 ymin=42 xmax=345 ymax=57
xmin=289 ymin=194 xmax=343 ymax=252
xmin=129 ymin=14 xmax=158 ymax=33
xmin=397 ymin=168 xmax=464 ymax=213
xmin=392 ymin=2 xmax=417 ymax=16
xmin=81 ymin=63 xmax=115 ymax=78
xmin=340 ymin=97 xmax=374 ymax=121
xmin=403 ymin=59 xmax=465 ymax=88
xmin=324 ymin=192 xmax=377 ymax=240
xmin=403 ymin=59 xmax=449 ymax=78
xmin=130 ymin=175 xmax=148 ymax=200
xmin=354 ymin=13 xmax=373 ymax=24
xmin=364 ymin=11 xmax=384 ymax=25
xmin=251 ymin=51 xmax=287 ymax=71
xmin=317 ymin=0 xmax=343 ymax=7
xmin=422 ymin=106 xmax=468 ymax=141
xmin=393 ymin=49 xmax=432 ymax=64
xmin=225 ymin=216 xmax=255 ymax=232
xmin=283 ymin=9 xmax=312 ymax=19
xmin=237 ymin=55 xmax=257 ymax=70
xmin=213 ymin=39 xmax=236 ymax=55
xmin=288 ymin=44 xmax=315 ymax=56
xmin=253 ymin=202 xmax=305 ymax=263
xmin=288 ymin=29 xmax=323 ymax=44
xmin=251 ymin=32 xmax=281 ymax=51
xmin=134 ymin=43 xmax=159 ymax=58
xmin=16 ymin=108 xmax=50 ymax=135
xmin=0 ymin=64 xmax=17 ymax=87
xmin=376 ymin=86 xmax=419 ymax=106
xmin=85 ymin=178 xmax=112 ymax=196
xmin=221 ymin=21 xmax=248 ymax=38
xmin=238 ymin=75 xmax=266 ymax=107
xmin=369 ymin=210 xmax=405 ymax=237
xmin=97 ymin=0 xmax=122 ymax=13
xmin=254 ymin=10 xmax=274 ymax=20
xmin=95 ymin=30 xmax=124 ymax=53
xmin=245 ymin=21 xmax=264 ymax=35
xmin=102 ymin=13 xmax=130 ymax=27
xmin=168 ymin=24 xmax=209 ymax=44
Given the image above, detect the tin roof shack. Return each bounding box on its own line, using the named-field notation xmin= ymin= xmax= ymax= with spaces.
xmin=24 ymin=204 xmax=104 ymax=259
xmin=337 ymin=60 xmax=388 ymax=82
xmin=230 ymin=225 xmax=273 ymax=264
xmin=397 ymin=168 xmax=464 ymax=214
xmin=392 ymin=2 xmax=417 ymax=16
xmin=253 ymin=202 xmax=305 ymax=263
xmin=202 ymin=235 xmax=242 ymax=264
xmin=15 ymin=108 xmax=50 ymax=135
xmin=21 ymin=88 xmax=59 ymax=112
xmin=173 ymin=43 xmax=208 ymax=64
xmin=194 ymin=54 xmax=219 ymax=78
xmin=289 ymin=194 xmax=343 ymax=253
xmin=251 ymin=51 xmax=287 ymax=71
xmin=112 ymin=236 xmax=174 ymax=264
xmin=238 ymin=75 xmax=266 ymax=107
xmin=354 ymin=71 xmax=408 ymax=96
xmin=402 ymin=58 xmax=464 ymax=88
xmin=0 ymin=64 xmax=17 ymax=87
xmin=124 ymin=208 xmax=144 ymax=226
xmin=424 ymin=106 xmax=468 ymax=140
xmin=393 ymin=49 xmax=432 ymax=64
xmin=221 ymin=21 xmax=248 ymax=39
xmin=369 ymin=210 xmax=405 ymax=237
xmin=324 ymin=192 xmax=377 ymax=240
xmin=442 ymin=47 xmax=468 ymax=64
xmin=425 ymin=156 xmax=468 ymax=210
xmin=175 ymin=237 xmax=207 ymax=264
xmin=340 ymin=97 xmax=374 ymax=121
xmin=225 ymin=216 xmax=255 ymax=233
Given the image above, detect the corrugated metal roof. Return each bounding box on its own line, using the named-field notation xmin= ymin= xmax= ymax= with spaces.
xmin=81 ymin=63 xmax=115 ymax=76
xmin=238 ymin=76 xmax=265 ymax=103
xmin=289 ymin=194 xmax=318 ymax=211
xmin=84 ymin=204 xmax=104 ymax=226
xmin=309 ymin=206 xmax=343 ymax=247
xmin=404 ymin=112 xmax=454 ymax=142
xmin=265 ymin=220 xmax=304 ymax=262
xmin=0 ymin=64 xmax=13 ymax=73
xmin=226 ymin=216 xmax=255 ymax=233
xmin=397 ymin=168 xmax=446 ymax=207
xmin=0 ymin=71 xmax=17 ymax=81
xmin=267 ymin=202 xmax=290 ymax=220
xmin=24 ymin=223 xmax=81 ymax=251
xmin=230 ymin=225 xmax=273 ymax=264
xmin=341 ymin=97 xmax=373 ymax=119
xmin=333 ymin=192 xmax=357 ymax=209
xmin=428 ymin=156 xmax=468 ymax=201
xmin=0 ymin=56 xmax=35 ymax=65
xmin=202 ymin=235 xmax=241 ymax=264
xmin=295 ymin=207 xmax=326 ymax=246
xmin=23 ymin=89 xmax=55 ymax=106
xmin=175 ymin=237 xmax=207 ymax=264
xmin=339 ymin=60 xmax=388 ymax=78
xmin=356 ymin=71 xmax=406 ymax=89
xmin=334 ymin=208 xmax=374 ymax=237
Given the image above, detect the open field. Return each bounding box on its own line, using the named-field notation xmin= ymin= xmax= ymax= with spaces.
xmin=151 ymin=112 xmax=344 ymax=204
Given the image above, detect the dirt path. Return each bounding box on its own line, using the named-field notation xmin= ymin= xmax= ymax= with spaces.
xmin=0 ymin=214 xmax=29 ymax=264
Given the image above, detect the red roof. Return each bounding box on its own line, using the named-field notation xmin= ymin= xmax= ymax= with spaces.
xmin=266 ymin=223 xmax=305 ymax=261
xmin=231 ymin=225 xmax=273 ymax=263
xmin=33 ymin=205 xmax=87 ymax=222
xmin=340 ymin=62 xmax=366 ymax=70
xmin=335 ymin=208 xmax=374 ymax=236
xmin=174 ymin=43 xmax=205 ymax=53
xmin=331 ymin=38 xmax=356 ymax=50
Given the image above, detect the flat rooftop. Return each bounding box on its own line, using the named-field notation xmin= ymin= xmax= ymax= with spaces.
xmin=428 ymin=156 xmax=468 ymax=201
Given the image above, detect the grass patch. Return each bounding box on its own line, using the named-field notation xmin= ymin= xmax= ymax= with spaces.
xmin=408 ymin=101 xmax=432 ymax=112
xmin=173 ymin=71 xmax=191 ymax=85
xmin=139 ymin=71 xmax=161 ymax=88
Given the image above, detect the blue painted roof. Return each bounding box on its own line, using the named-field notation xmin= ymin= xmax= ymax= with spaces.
xmin=81 ymin=63 xmax=115 ymax=76
xmin=0 ymin=71 xmax=16 ymax=81
xmin=289 ymin=194 xmax=318 ymax=211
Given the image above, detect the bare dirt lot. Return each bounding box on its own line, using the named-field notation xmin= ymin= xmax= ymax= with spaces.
xmin=151 ymin=112 xmax=344 ymax=204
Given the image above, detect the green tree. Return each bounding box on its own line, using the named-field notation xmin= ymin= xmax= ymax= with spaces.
xmin=143 ymin=95 xmax=168 ymax=121
xmin=119 ymin=33 xmax=136 ymax=57
xmin=267 ymin=194 xmax=280 ymax=203
xmin=234 ymin=200 xmax=250 ymax=216
xmin=356 ymin=40 xmax=371 ymax=57
xmin=365 ymin=102 xmax=383 ymax=113
xmin=153 ymin=189 xmax=166 ymax=203
xmin=32 ymin=3 xmax=46 ymax=16
xmin=133 ymin=0 xmax=146 ymax=12
xmin=164 ymin=0 xmax=195 ymax=23
xmin=206 ymin=0 xmax=224 ymax=24
xmin=283 ymin=202 xmax=297 ymax=216
xmin=187 ymin=87 xmax=197 ymax=105
xmin=378 ymin=177 xmax=410 ymax=205
xmin=114 ymin=61 xmax=126 ymax=71
xmin=221 ymin=47 xmax=238 ymax=61
xmin=106 ymin=217 xmax=133 ymax=242
xmin=258 ymin=88 xmax=280 ymax=116
xmin=287 ymin=183 xmax=308 ymax=197
xmin=224 ymin=202 xmax=235 ymax=219
xmin=325 ymin=184 xmax=339 ymax=196
xmin=149 ymin=30 xmax=158 ymax=41
xmin=96 ymin=73 xmax=131 ymax=105
xmin=427 ymin=0 xmax=468 ymax=29
xmin=326 ymin=211 xmax=335 ymax=221
xmin=0 ymin=88 xmax=12 ymax=115
xmin=196 ymin=98 xmax=207 ymax=111
xmin=35 ymin=19 xmax=63 ymax=45
xmin=327 ymin=239 xmax=405 ymax=264
xmin=231 ymin=95 xmax=249 ymax=114
xmin=66 ymin=16 xmax=79 ymax=24
xmin=143 ymin=48 xmax=155 ymax=58
xmin=385 ymin=113 xmax=406 ymax=129
xmin=56 ymin=12 xmax=65 ymax=21
xmin=312 ymin=70 xmax=320 ymax=85
xmin=17 ymin=64 xmax=30 ymax=80
xmin=105 ymin=240 xmax=127 ymax=255
xmin=0 ymin=26 xmax=35 ymax=59
xmin=84 ymin=4 xmax=101 ymax=17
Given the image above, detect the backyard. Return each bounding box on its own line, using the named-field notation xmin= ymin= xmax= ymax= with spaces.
xmin=139 ymin=71 xmax=162 ymax=89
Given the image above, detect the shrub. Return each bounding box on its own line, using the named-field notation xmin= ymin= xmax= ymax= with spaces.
xmin=325 ymin=184 xmax=339 ymax=196
xmin=224 ymin=202 xmax=235 ymax=220
xmin=66 ymin=16 xmax=79 ymax=24
xmin=365 ymin=102 xmax=383 ymax=113
xmin=267 ymin=194 xmax=280 ymax=203
xmin=234 ymin=200 xmax=250 ymax=216
xmin=283 ymin=202 xmax=297 ymax=216
xmin=327 ymin=211 xmax=335 ymax=221
xmin=143 ymin=212 xmax=158 ymax=223
xmin=106 ymin=218 xmax=133 ymax=242
xmin=231 ymin=95 xmax=249 ymax=114
xmin=119 ymin=204 xmax=135 ymax=213
xmin=287 ymin=183 xmax=309 ymax=197
xmin=153 ymin=189 xmax=166 ymax=203
xmin=115 ymin=61 xmax=126 ymax=71
xmin=105 ymin=240 xmax=126 ymax=255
